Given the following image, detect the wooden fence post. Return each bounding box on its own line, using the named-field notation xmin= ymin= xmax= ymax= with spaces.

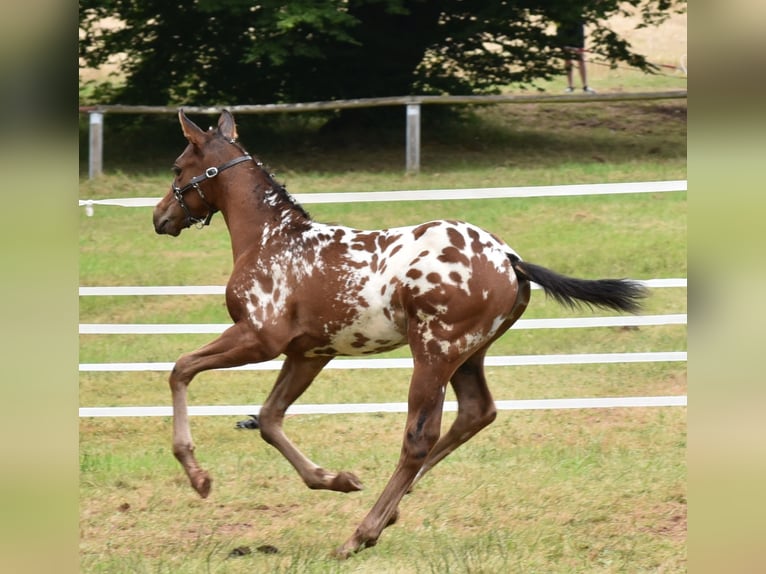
xmin=89 ymin=111 xmax=104 ymax=179
xmin=405 ymin=103 xmax=421 ymax=174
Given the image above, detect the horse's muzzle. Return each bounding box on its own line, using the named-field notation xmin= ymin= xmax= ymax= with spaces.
xmin=153 ymin=200 xmax=183 ymax=236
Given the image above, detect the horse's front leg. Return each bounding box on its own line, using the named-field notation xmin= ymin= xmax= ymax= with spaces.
xmin=258 ymin=355 xmax=364 ymax=493
xmin=169 ymin=322 xmax=275 ymax=498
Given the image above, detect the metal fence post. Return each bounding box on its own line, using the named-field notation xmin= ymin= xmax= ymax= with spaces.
xmin=89 ymin=111 xmax=104 ymax=179
xmin=405 ymin=103 xmax=420 ymax=174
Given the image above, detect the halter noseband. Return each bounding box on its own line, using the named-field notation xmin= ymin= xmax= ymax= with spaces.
xmin=172 ymin=153 xmax=252 ymax=227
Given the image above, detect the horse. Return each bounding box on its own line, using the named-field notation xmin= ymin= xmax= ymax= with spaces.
xmin=152 ymin=109 xmax=647 ymax=558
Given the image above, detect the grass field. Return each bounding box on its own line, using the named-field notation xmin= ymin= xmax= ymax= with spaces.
xmin=79 ymin=13 xmax=686 ymax=573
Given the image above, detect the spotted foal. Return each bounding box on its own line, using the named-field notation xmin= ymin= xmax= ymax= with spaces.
xmin=152 ymin=110 xmax=646 ymax=558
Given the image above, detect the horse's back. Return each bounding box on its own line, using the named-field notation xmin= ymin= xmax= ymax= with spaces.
xmin=303 ymin=219 xmax=522 ymax=358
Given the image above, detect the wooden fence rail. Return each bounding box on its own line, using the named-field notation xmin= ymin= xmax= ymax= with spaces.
xmin=80 ymin=90 xmax=687 ymax=176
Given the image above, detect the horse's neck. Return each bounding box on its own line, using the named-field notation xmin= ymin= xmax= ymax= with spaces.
xmin=221 ymin=177 xmax=311 ymax=261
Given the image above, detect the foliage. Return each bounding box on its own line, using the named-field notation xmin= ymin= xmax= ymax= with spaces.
xmin=79 ymin=0 xmax=686 ymax=106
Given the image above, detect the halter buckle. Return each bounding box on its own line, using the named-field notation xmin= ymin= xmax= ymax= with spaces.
xmin=171 ymin=154 xmax=252 ymax=229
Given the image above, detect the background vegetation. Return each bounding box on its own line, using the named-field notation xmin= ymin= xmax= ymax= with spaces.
xmin=79 ymin=0 xmax=685 ymax=106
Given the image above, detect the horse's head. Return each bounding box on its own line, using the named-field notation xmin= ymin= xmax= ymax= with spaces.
xmin=153 ymin=109 xmax=252 ymax=236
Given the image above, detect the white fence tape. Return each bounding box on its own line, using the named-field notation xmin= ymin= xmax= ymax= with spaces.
xmin=80 ymin=182 xmax=687 ymax=417
xmin=80 ymin=351 xmax=686 ymax=373
xmin=78 ymin=278 xmax=687 ymax=297
xmin=79 ymin=395 xmax=687 ymax=418
xmin=79 ymin=179 xmax=687 ymax=211
xmin=80 ymin=313 xmax=686 ymax=335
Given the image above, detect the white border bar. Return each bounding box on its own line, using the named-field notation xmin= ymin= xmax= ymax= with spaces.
xmin=79 ymin=395 xmax=687 ymax=418
xmin=80 ymin=314 xmax=687 ymax=334
xmin=79 ymin=180 xmax=687 ymax=210
xmin=79 ymin=351 xmax=686 ymax=372
xmin=78 ymin=278 xmax=687 ymax=297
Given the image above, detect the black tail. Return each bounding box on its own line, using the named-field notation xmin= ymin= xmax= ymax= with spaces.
xmin=509 ymin=255 xmax=647 ymax=313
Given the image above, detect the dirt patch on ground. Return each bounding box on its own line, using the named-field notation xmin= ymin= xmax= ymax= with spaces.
xmin=637 ymin=500 xmax=688 ymax=541
xmin=651 ymin=104 xmax=688 ymax=122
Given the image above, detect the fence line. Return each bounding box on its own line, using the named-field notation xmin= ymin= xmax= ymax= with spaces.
xmin=80 ymin=180 xmax=686 ymax=417
xmin=80 ymin=351 xmax=686 ymax=373
xmin=79 ymin=179 xmax=687 ymax=215
xmin=79 ymin=278 xmax=686 ymax=297
xmin=79 ymin=395 xmax=687 ymax=418
xmin=81 ymin=90 xmax=687 ymax=175
xmin=80 ymin=313 xmax=686 ymax=335
xmin=80 ymin=91 xmax=687 ymax=116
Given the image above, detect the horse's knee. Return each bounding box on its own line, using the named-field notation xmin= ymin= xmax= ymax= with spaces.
xmin=170 ymin=354 xmax=196 ymax=386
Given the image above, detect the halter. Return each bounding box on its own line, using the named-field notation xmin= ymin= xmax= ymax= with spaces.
xmin=172 ymin=153 xmax=252 ymax=227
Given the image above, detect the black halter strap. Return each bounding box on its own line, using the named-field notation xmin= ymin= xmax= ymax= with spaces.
xmin=172 ymin=154 xmax=252 ymax=227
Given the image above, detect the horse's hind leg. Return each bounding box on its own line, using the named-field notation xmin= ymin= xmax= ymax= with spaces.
xmin=409 ymin=286 xmax=529 ymax=490
xmin=258 ymin=355 xmax=363 ymax=493
xmin=409 ymin=349 xmax=496 ymax=491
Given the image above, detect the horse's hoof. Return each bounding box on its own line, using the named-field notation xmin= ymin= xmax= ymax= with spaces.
xmin=331 ymin=543 xmax=355 ymax=560
xmin=331 ymin=471 xmax=363 ymax=493
xmin=235 ymin=414 xmax=259 ymax=429
xmin=332 ymin=535 xmax=376 ymax=559
xmin=192 ymin=472 xmax=212 ymax=498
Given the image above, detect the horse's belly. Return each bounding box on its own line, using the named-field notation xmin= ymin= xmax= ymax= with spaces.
xmin=308 ymin=306 xmax=406 ymax=357
xmin=337 ymin=309 xmax=407 ymax=355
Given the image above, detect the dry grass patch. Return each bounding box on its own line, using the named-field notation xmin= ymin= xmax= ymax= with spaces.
xmin=81 ymin=406 xmax=685 ymax=572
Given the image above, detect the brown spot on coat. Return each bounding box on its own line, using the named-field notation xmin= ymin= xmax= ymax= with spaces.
xmin=352 ymin=233 xmax=377 ymax=252
xmin=446 ymin=227 xmax=466 ymax=249
xmin=377 ymin=234 xmax=401 ymax=252
xmin=438 ymin=246 xmax=470 ymax=266
xmin=412 ymin=221 xmax=441 ymax=239
xmin=351 ymin=332 xmax=371 ymax=348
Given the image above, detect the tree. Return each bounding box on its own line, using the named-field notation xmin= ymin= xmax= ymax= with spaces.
xmin=79 ymin=0 xmax=685 ymax=106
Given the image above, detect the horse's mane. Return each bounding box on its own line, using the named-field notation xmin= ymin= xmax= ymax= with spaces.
xmin=225 ymin=136 xmax=311 ymax=222
xmin=256 ymin=158 xmax=312 ymax=221
xmin=273 ymin=180 xmax=312 ymax=221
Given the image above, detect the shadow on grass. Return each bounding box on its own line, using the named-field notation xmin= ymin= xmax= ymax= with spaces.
xmin=79 ymin=101 xmax=686 ymax=177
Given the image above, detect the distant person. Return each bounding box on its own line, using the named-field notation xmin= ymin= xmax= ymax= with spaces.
xmin=557 ymin=19 xmax=596 ymax=93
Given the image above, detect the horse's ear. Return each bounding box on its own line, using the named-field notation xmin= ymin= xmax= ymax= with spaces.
xmin=178 ymin=109 xmax=206 ymax=146
xmin=218 ymin=110 xmax=238 ymax=142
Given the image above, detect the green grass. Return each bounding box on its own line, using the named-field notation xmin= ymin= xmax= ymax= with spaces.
xmin=80 ymin=192 xmax=686 ymax=286
xmin=79 ymin=63 xmax=686 ymax=571
xmin=79 ymin=409 xmax=685 ymax=573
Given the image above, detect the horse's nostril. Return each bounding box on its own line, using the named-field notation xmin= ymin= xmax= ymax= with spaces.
xmin=155 ymin=218 xmax=168 ymax=234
